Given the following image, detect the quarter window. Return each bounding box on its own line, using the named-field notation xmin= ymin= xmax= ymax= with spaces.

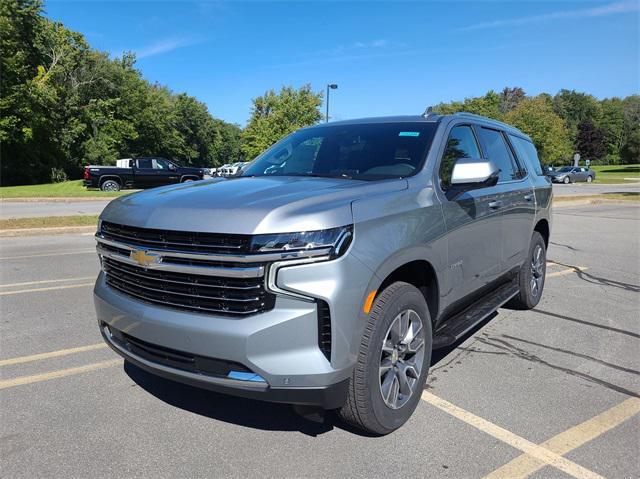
xmin=477 ymin=128 xmax=518 ymax=182
xmin=439 ymin=125 xmax=481 ymax=189
xmin=509 ymin=135 xmax=543 ymax=176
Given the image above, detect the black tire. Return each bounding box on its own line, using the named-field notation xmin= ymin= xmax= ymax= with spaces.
xmin=507 ymin=231 xmax=546 ymax=310
xmin=587 ymin=175 xmax=593 ymax=183
xmin=338 ymin=282 xmax=432 ymax=435
xmin=100 ymin=179 xmax=121 ymax=192
xmin=563 ymin=176 xmax=570 ymax=184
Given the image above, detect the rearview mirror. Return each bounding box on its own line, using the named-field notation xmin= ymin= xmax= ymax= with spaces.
xmin=450 ymin=157 xmax=499 ymax=188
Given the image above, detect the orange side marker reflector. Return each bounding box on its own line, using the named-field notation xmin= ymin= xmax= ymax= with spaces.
xmin=363 ymin=290 xmax=377 ymax=314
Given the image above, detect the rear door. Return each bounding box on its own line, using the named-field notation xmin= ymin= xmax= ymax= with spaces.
xmin=437 ymin=124 xmax=502 ymax=302
xmin=476 ymin=127 xmax=535 ymax=272
xmin=133 ymin=159 xmax=156 ymax=187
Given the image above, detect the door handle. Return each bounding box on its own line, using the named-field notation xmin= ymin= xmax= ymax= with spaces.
xmin=488 ymin=200 xmax=503 ymax=209
xmin=524 ymin=194 xmax=534 ymax=202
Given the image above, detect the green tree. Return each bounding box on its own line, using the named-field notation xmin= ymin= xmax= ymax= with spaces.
xmin=576 ymin=120 xmax=606 ymax=161
xmin=241 ymin=85 xmax=323 ymax=159
xmin=504 ymin=96 xmax=572 ymax=164
xmin=435 ymin=90 xmax=502 ymax=121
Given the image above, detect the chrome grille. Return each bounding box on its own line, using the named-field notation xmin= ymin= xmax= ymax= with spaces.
xmin=97 ymin=222 xmax=275 ymax=316
xmin=101 ymin=221 xmax=252 ymax=254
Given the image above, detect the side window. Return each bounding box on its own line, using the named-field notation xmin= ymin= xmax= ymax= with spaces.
xmin=439 ymin=125 xmax=481 ymax=189
xmin=136 ymin=159 xmax=152 ymax=169
xmin=477 ymin=128 xmax=517 ymax=182
xmin=509 ymin=135 xmax=543 ymax=176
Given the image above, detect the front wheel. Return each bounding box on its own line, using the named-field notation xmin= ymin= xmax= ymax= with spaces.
xmin=338 ymin=282 xmax=432 ymax=435
xmin=507 ymin=231 xmax=547 ymax=310
xmin=563 ymin=176 xmax=570 ymax=184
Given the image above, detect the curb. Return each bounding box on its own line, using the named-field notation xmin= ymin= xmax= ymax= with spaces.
xmin=0 ymin=226 xmax=96 ymax=237
xmin=553 ymin=198 xmax=639 ymax=208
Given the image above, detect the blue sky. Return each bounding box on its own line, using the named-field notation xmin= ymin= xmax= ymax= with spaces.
xmin=45 ymin=1 xmax=639 ymax=125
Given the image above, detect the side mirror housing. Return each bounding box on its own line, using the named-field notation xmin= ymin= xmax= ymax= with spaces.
xmin=450 ymin=157 xmax=499 ymax=189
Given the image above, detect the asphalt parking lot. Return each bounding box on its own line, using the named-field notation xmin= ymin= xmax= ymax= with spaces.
xmin=1 ymin=202 xmax=638 ymax=478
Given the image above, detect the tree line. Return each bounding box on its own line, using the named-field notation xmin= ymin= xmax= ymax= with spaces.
xmin=1 ymin=1 xmax=637 ymax=186
xmin=434 ymin=87 xmax=639 ymax=166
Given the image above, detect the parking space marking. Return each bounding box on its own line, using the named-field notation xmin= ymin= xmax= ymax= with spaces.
xmin=0 ymin=276 xmax=94 ymax=288
xmin=421 ymin=391 xmax=604 ymax=479
xmin=485 ymin=397 xmax=640 ymax=479
xmin=0 ymin=359 xmax=121 ymax=390
xmin=0 ymin=282 xmax=94 ymax=296
xmin=547 ymin=266 xmax=588 ymax=278
xmin=0 ymin=249 xmax=94 ymax=260
xmin=0 ymin=343 xmax=107 ymax=367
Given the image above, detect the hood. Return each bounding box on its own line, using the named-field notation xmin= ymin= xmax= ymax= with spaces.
xmin=546 ymin=170 xmax=564 ymax=177
xmin=101 ymin=176 xmax=407 ymax=234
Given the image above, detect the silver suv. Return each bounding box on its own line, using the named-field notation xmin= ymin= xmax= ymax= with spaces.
xmin=93 ymin=113 xmax=551 ymax=434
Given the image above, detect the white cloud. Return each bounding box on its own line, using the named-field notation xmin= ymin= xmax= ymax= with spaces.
xmin=135 ymin=37 xmax=202 ymax=59
xmin=460 ymin=0 xmax=639 ymax=31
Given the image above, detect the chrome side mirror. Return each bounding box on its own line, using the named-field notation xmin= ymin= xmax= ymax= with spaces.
xmin=451 ymin=157 xmax=499 ymax=187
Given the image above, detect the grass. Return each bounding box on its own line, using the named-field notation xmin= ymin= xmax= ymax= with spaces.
xmin=0 ymin=180 xmax=131 ymax=198
xmin=0 ymin=215 xmax=99 ymax=230
xmin=590 ymin=164 xmax=640 ymax=183
xmin=554 ymin=192 xmax=640 ymax=202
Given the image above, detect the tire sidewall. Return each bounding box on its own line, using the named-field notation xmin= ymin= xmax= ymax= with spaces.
xmin=522 ymin=233 xmax=547 ymax=308
xmin=101 ymin=180 xmax=120 ymax=191
xmin=366 ymin=286 xmax=432 ymax=432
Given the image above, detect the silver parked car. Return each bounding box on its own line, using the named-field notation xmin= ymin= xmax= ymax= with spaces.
xmin=547 ymin=166 xmax=596 ymax=183
xmin=93 ymin=112 xmax=552 ymax=434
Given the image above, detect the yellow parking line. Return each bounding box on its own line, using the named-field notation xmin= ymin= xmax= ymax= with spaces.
xmin=0 ymin=283 xmax=94 ymax=296
xmin=485 ymin=397 xmax=640 ymax=478
xmin=0 ymin=249 xmax=95 ymax=260
xmin=548 ymin=266 xmax=588 ymax=278
xmin=0 ymin=343 xmax=107 ymax=367
xmin=0 ymin=276 xmax=94 ymax=288
xmin=421 ymin=391 xmax=603 ymax=479
xmin=0 ymin=359 xmax=121 ymax=390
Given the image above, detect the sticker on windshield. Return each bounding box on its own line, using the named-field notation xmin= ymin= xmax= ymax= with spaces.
xmin=399 ymin=131 xmax=420 ymax=137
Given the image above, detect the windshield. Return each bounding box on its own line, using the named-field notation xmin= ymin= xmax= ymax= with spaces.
xmin=241 ymin=122 xmax=437 ymax=180
xmin=558 ymin=167 xmax=573 ymax=172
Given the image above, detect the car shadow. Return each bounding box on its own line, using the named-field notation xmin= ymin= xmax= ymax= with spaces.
xmin=123 ymin=361 xmax=380 ymax=437
xmin=123 ymin=312 xmax=503 ymax=437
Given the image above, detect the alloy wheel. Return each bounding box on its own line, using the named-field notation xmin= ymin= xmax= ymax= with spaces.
xmin=379 ymin=309 xmax=425 ymax=409
xmin=530 ymin=244 xmax=544 ymax=298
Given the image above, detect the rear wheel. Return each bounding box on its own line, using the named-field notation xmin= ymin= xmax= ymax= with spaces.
xmin=100 ymin=179 xmax=121 ymax=192
xmin=508 ymin=231 xmax=546 ymax=310
xmin=338 ymin=282 xmax=432 ymax=435
xmin=587 ymin=175 xmax=593 ymax=183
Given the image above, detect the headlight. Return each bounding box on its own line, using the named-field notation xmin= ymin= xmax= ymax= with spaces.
xmin=250 ymin=225 xmax=353 ymax=259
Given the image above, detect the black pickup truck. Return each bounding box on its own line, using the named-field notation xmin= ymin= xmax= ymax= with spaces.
xmin=83 ymin=158 xmax=205 ymax=191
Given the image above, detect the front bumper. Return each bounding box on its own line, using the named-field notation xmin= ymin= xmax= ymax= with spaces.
xmin=93 ymin=249 xmax=374 ymax=408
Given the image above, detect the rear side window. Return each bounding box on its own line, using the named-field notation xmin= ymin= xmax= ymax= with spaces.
xmin=509 ymin=135 xmax=543 ymax=176
xmin=439 ymin=125 xmax=481 ymax=189
xmin=477 ymin=128 xmax=518 ymax=182
xmin=136 ymin=159 xmax=153 ymax=169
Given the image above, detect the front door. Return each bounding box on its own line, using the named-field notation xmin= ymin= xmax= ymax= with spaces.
xmin=437 ymin=124 xmax=502 ymax=303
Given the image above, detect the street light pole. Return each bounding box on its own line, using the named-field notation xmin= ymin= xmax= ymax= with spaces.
xmin=326 ymin=83 xmax=338 ymax=122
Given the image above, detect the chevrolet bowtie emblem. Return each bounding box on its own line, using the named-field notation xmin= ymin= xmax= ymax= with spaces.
xmin=130 ymin=249 xmax=160 ymax=267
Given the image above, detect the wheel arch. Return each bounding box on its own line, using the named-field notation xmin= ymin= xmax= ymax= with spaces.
xmin=376 ymin=260 xmax=440 ymax=323
xmin=180 ymin=175 xmax=199 ymax=182
xmin=534 ymin=218 xmax=550 ymax=248
xmin=99 ymin=175 xmax=123 ymax=186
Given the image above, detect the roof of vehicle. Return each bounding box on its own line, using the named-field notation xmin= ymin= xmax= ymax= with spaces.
xmin=312 ymin=112 xmax=531 ymax=141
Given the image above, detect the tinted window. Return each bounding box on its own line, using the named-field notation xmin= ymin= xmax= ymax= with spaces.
xmin=439 ymin=125 xmax=481 ymax=189
xmin=509 ymin=135 xmax=543 ymax=176
xmin=477 ymin=128 xmax=517 ymax=182
xmin=136 ymin=159 xmax=152 ymax=169
xmin=242 ymin=123 xmax=437 ymax=180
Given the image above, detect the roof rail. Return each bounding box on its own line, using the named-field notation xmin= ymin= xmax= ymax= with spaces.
xmin=452 ymin=111 xmax=516 ymax=130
